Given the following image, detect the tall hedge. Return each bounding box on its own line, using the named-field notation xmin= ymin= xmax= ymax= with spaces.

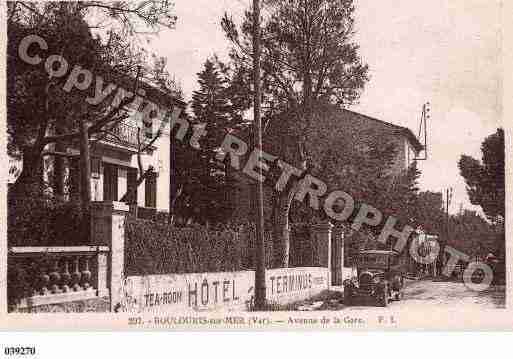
xmin=8 ymin=196 xmax=86 ymax=246
xmin=125 ymin=219 xmax=273 ymax=276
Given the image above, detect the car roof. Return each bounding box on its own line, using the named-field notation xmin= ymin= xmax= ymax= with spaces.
xmin=359 ymin=250 xmax=399 ymax=255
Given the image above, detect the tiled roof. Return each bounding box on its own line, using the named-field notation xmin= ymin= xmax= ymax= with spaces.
xmin=340 ymin=108 xmax=424 ymax=153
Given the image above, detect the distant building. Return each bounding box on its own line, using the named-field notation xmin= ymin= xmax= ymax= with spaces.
xmin=228 ymin=104 xmax=423 ymax=223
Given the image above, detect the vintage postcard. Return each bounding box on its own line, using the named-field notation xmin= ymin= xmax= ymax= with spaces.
xmin=0 ymin=0 xmax=510 ymax=331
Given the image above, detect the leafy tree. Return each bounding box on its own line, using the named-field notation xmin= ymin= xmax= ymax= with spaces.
xmin=222 ymin=0 xmax=369 ymax=267
xmin=448 ymin=209 xmax=504 ymax=260
xmin=176 ymin=57 xmax=249 ymax=225
xmin=412 ymin=191 xmax=444 ymax=235
xmin=458 ymin=128 xmax=505 ymax=222
xmin=192 ymin=57 xmax=233 ymax=151
xmin=319 ymin=133 xmax=421 ymax=245
xmin=169 ymin=124 xmax=236 ymax=226
xmin=7 ymin=1 xmax=178 ymax=198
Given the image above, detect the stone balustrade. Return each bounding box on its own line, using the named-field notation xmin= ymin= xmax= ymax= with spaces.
xmin=8 ymin=246 xmax=110 ymax=309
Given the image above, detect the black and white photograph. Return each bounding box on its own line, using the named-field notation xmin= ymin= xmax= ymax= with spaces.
xmin=1 ymin=0 xmax=508 ymax=330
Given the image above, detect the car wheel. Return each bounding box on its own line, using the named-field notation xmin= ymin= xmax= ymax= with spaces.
xmin=377 ymin=285 xmax=388 ymax=307
xmin=378 ymin=293 xmax=388 ymax=307
xmin=344 ymin=285 xmax=353 ymax=306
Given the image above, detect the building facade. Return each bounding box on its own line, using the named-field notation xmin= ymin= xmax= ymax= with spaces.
xmin=228 ymin=105 xmax=424 ymax=224
xmin=68 ymin=83 xmax=185 ymax=213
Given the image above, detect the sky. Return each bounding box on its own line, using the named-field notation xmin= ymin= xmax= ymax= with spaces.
xmin=144 ymin=0 xmax=502 ymax=214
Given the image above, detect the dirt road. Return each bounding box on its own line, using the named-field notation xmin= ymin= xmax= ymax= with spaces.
xmin=341 ymin=279 xmax=506 ymax=310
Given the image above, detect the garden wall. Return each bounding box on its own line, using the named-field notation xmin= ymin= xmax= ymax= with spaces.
xmin=121 ymin=267 xmax=329 ymax=312
xmin=8 ymin=201 xmax=339 ymax=312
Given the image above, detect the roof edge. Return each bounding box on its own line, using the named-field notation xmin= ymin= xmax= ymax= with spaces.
xmin=341 ymin=108 xmax=423 ymax=153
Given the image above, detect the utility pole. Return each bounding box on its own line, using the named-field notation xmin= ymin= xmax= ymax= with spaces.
xmin=440 ymin=187 xmax=453 ymax=273
xmin=252 ymin=0 xmax=266 ymax=310
xmin=414 ymin=102 xmax=430 ymax=161
xmin=445 ymin=188 xmax=453 ymax=241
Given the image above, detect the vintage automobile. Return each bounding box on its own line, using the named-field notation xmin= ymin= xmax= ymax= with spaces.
xmin=343 ymin=250 xmax=405 ymax=307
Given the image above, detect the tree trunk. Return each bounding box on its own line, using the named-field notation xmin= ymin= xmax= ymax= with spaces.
xmin=272 ymin=187 xmax=296 ymax=268
xmin=79 ymin=118 xmax=91 ymax=244
xmin=53 ymin=153 xmax=65 ymax=199
xmin=10 ymin=148 xmax=44 ymax=198
xmin=119 ymin=167 xmax=153 ymax=202
xmin=270 ymin=114 xmax=308 ymax=269
xmin=79 ymin=119 xmax=91 ymax=213
xmin=53 ymin=126 xmax=67 ymax=199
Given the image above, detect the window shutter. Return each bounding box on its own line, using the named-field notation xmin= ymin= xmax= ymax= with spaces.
xmin=91 ymin=157 xmax=101 ymax=179
xmin=103 ymin=164 xmax=110 ymax=201
xmin=103 ymin=163 xmax=118 ymax=201
xmin=68 ymin=157 xmax=80 ymax=201
xmin=126 ymin=167 xmax=138 ymax=204
xmin=145 ymin=170 xmax=157 ymax=208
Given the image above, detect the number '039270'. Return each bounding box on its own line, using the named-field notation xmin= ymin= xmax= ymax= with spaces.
xmin=4 ymin=347 xmax=36 ymax=356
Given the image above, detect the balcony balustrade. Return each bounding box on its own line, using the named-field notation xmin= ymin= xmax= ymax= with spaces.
xmin=100 ymin=122 xmax=151 ymax=149
xmin=109 ymin=122 xmax=138 ymax=148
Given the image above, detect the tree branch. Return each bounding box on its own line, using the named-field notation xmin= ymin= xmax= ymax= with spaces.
xmin=42 ymin=67 xmax=141 ymax=145
xmin=139 ymin=128 xmax=162 ymax=153
xmin=136 ymin=127 xmax=144 ymax=175
xmin=89 ymin=115 xmax=128 ymax=149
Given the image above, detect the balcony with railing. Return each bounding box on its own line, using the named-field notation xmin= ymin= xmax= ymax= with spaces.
xmin=102 ymin=122 xmax=140 ymax=149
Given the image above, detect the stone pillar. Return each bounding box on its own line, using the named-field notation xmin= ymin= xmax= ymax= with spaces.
xmin=91 ymin=201 xmax=129 ymax=311
xmin=331 ymin=226 xmax=345 ymax=286
xmin=95 ymin=248 xmax=109 ymax=298
xmin=310 ymin=222 xmax=333 ymax=288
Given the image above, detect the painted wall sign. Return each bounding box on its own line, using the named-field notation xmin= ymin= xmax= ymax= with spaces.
xmin=121 ymin=267 xmax=328 ymax=312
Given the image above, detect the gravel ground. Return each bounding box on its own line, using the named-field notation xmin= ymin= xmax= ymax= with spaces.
xmin=397 ymin=280 xmax=505 ymax=309
xmin=340 ymin=279 xmax=506 ymax=310
xmin=297 ymin=279 xmax=506 ymax=311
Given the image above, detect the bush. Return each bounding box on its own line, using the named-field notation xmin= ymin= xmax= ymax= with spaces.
xmin=7 ymin=255 xmax=53 ymax=309
xmin=8 ymin=196 xmax=86 ymax=246
xmin=125 ymin=219 xmax=273 ymax=276
xmin=290 ymin=223 xmax=314 ymax=267
xmin=7 ymin=259 xmax=33 ymax=308
xmin=236 ymin=223 xmax=274 ymax=270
